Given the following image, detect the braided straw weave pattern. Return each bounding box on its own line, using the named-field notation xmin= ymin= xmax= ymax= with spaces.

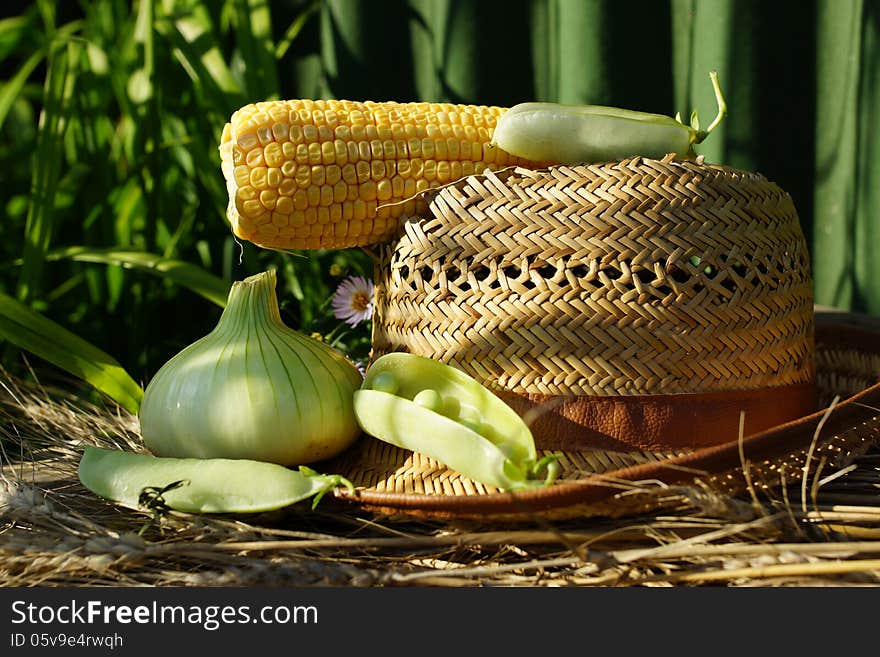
xmin=371 ymin=156 xmax=815 ymax=397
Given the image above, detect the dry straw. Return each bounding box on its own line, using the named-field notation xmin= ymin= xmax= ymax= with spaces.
xmin=2 ymin=370 xmax=880 ymax=587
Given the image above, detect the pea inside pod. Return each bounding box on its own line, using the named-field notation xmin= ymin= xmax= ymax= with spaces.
xmin=492 ymin=71 xmax=727 ymax=164
xmin=354 ymin=353 xmax=557 ymax=491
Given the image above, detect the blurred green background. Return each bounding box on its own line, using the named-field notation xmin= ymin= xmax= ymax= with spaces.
xmin=0 ymin=0 xmax=878 ymax=410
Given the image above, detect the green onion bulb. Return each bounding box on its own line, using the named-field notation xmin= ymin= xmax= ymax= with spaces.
xmin=139 ymin=269 xmax=363 ymax=466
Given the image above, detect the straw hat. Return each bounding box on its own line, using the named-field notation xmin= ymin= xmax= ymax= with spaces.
xmin=327 ymin=157 xmax=880 ymax=520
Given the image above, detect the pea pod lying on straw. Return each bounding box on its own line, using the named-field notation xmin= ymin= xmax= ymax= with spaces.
xmin=78 ymin=446 xmax=352 ymax=514
xmin=354 ymin=353 xmax=558 ymax=491
xmin=492 ymin=71 xmax=727 ymax=164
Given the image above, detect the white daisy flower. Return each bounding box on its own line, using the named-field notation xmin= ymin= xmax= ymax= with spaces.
xmin=331 ymin=276 xmax=374 ymax=327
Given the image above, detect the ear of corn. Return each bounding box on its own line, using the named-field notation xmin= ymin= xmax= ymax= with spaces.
xmin=219 ymin=99 xmax=538 ymax=251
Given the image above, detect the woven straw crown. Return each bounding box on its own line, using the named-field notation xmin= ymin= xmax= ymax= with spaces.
xmin=371 ymin=156 xmax=815 ymax=399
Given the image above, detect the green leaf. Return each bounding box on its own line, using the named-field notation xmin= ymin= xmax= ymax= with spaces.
xmin=131 ymin=0 xmax=154 ymax=105
xmin=275 ymin=0 xmax=322 ymax=60
xmin=0 ymin=15 xmax=33 ymax=63
xmin=17 ymin=39 xmax=79 ymax=304
xmin=0 ymin=47 xmax=45 ymax=132
xmin=155 ymin=5 xmax=243 ymax=111
xmin=45 ymin=247 xmax=230 ymax=308
xmin=234 ymin=0 xmax=280 ymax=99
xmin=0 ymin=290 xmax=143 ymax=414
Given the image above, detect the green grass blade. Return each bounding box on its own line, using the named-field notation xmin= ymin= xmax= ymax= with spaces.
xmin=0 ymin=290 xmax=144 ymax=414
xmin=127 ymin=0 xmax=154 ymax=105
xmin=46 ymin=247 xmax=230 ymax=308
xmin=0 ymin=47 xmax=45 ymax=132
xmin=234 ymin=0 xmax=280 ymax=99
xmin=16 ymin=40 xmax=79 ymax=304
xmin=275 ymin=0 xmax=322 ymax=60
xmin=155 ymin=5 xmax=243 ymax=110
xmin=0 ymin=14 xmax=34 ymax=63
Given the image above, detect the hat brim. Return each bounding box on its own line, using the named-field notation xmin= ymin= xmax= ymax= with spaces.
xmin=328 ymin=309 xmax=880 ymax=520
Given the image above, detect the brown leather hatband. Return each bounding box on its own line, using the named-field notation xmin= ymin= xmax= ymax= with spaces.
xmin=496 ymin=382 xmax=818 ymax=452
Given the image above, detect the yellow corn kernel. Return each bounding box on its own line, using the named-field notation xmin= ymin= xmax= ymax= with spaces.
xmin=237 ymin=185 xmax=257 ymax=201
xmin=390 ymin=175 xmax=404 ymax=198
xmin=220 ymin=99 xmax=540 ymax=250
xmin=249 ymin=167 xmax=267 ymax=189
xmin=295 ymin=143 xmax=309 ymax=164
xmin=275 ymin=196 xmax=294 ymax=215
xmin=306 ymin=186 xmax=320 ymax=207
xmin=308 ymin=142 xmax=322 ymax=165
xmin=319 ymin=185 xmax=334 ymax=206
xmin=279 ymin=178 xmax=297 ymax=197
xmin=233 ymin=165 xmax=251 ymax=187
xmin=376 ymin=179 xmax=393 ymax=202
xmin=355 ymin=161 xmax=371 ymax=183
xmin=295 ymin=165 xmax=311 ymax=188
xmin=402 ymin=177 xmax=416 ymax=199
xmin=360 ymin=180 xmax=377 ymax=202
xmin=293 ymin=189 xmax=308 ymax=211
xmin=423 ymin=160 xmax=437 ymax=182
xmin=333 ymin=180 xmax=347 ymax=203
xmin=325 ymin=165 xmax=342 ymax=186
xmin=436 ymin=161 xmax=451 ymax=183
xmin=281 ymin=160 xmax=297 ymax=178
xmin=264 ymin=142 xmax=283 ymax=167
xmin=246 ymin=149 xmax=265 ymax=168
xmin=259 ymin=189 xmax=277 ymax=210
xmin=341 ymin=163 xmax=358 ymax=185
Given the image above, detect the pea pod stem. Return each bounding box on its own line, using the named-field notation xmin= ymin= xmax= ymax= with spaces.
xmin=531 ymin=454 xmax=561 ymax=486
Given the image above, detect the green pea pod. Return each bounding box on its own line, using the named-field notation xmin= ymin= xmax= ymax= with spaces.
xmin=493 ymin=71 xmax=727 ymax=164
xmin=354 ymin=353 xmax=558 ymax=491
xmin=78 ymin=446 xmax=352 ymax=513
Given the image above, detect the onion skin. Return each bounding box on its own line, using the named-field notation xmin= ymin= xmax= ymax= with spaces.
xmin=139 ymin=270 xmax=363 ymax=466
